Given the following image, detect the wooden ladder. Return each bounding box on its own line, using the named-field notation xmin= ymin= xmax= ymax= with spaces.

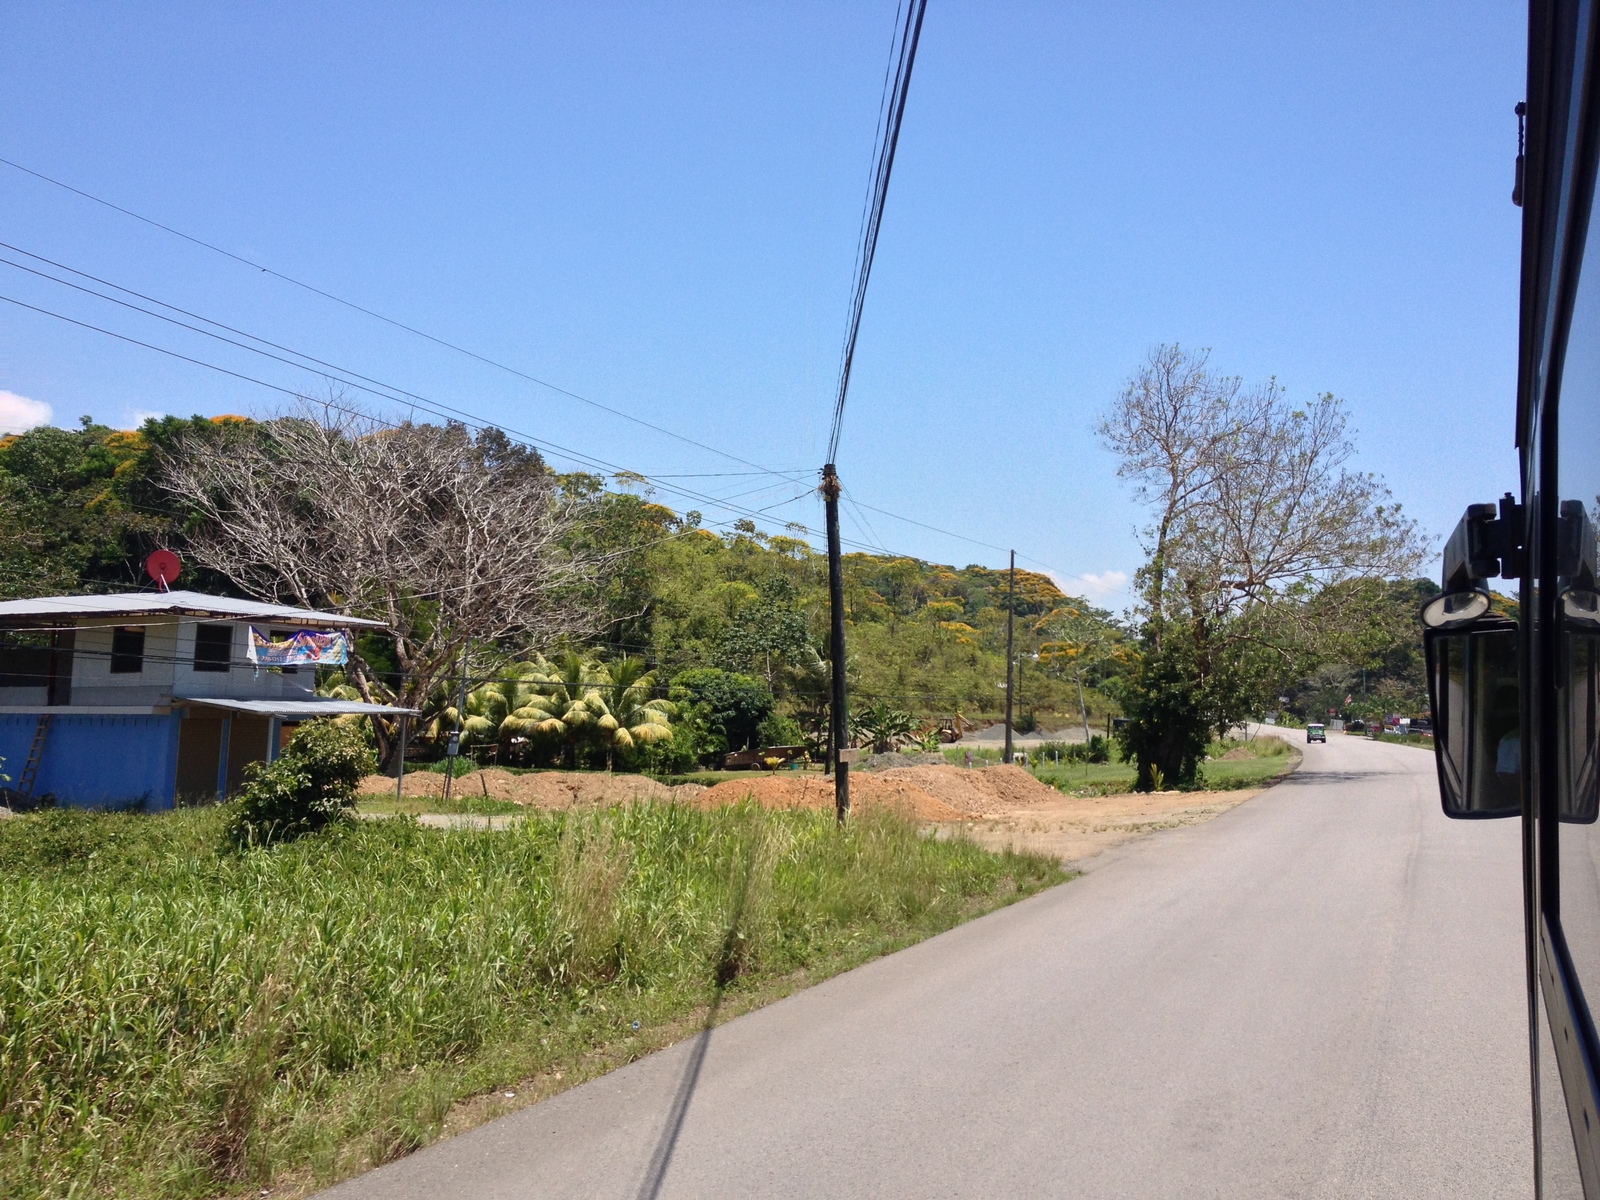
xmin=16 ymin=714 xmax=51 ymax=797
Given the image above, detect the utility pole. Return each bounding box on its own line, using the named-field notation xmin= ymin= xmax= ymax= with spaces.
xmin=823 ymin=464 xmax=849 ymax=822
xmin=443 ymin=637 xmax=471 ymax=805
xmin=1004 ymin=550 xmax=1016 ymax=765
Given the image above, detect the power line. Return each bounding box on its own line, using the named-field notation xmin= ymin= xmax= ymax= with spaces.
xmin=0 ymin=239 xmax=1085 ymax=574
xmin=0 ymin=170 xmax=1107 ymax=586
xmin=0 ymin=246 xmax=817 ymax=521
xmin=825 ymin=0 xmax=928 ymax=463
xmin=0 ymin=290 xmax=882 ymax=557
xmin=0 ymin=156 xmax=809 ymax=483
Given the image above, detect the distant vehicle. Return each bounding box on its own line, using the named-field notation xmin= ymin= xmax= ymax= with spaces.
xmin=1346 ymin=719 xmax=1367 ymax=734
xmin=1306 ymin=724 xmax=1326 ymax=743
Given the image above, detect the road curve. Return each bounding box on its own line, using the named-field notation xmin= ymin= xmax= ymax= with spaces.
xmin=322 ymin=733 xmax=1530 ymax=1198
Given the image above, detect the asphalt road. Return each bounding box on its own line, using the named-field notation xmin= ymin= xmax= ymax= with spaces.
xmin=322 ymin=733 xmax=1531 ymax=1199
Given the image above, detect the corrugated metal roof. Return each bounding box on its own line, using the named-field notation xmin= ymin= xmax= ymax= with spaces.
xmin=182 ymin=697 xmax=418 ymax=717
xmin=0 ymin=589 xmax=385 ymax=628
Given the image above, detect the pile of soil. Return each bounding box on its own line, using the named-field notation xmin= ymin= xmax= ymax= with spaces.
xmin=873 ymin=764 xmax=1061 ymax=818
xmin=358 ymin=769 xmax=706 ymax=808
xmin=694 ymin=773 xmax=964 ymax=821
xmin=358 ymin=763 xmax=1056 ymax=823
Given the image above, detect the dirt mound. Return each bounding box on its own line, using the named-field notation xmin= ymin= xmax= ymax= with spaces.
xmin=695 ymin=773 xmax=964 ymax=821
xmin=873 ymin=764 xmax=1060 ymax=817
xmin=356 ymin=765 xmax=1036 ymax=822
xmin=358 ymin=770 xmax=706 ymax=808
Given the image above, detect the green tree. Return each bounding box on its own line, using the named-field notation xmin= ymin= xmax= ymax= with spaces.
xmin=1114 ymin=634 xmax=1212 ymax=790
xmin=525 ymin=651 xmax=605 ymax=768
xmin=224 ymin=720 xmax=375 ymax=848
xmin=670 ymin=668 xmax=775 ymax=761
xmin=718 ymin=575 xmax=813 ymax=689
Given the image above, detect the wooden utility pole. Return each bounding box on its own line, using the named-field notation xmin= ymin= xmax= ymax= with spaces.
xmin=443 ymin=637 xmax=471 ymax=804
xmin=1004 ymin=550 xmax=1016 ymax=765
xmin=823 ymin=464 xmax=849 ymax=822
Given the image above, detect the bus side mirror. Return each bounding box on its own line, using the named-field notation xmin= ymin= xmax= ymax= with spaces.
xmin=1423 ymin=603 xmax=1520 ymax=819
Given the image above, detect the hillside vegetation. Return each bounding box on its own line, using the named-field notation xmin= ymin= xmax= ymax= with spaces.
xmin=0 ymin=411 xmax=1433 ymax=772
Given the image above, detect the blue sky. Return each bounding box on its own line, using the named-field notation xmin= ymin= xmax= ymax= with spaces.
xmin=0 ymin=3 xmax=1525 ymax=610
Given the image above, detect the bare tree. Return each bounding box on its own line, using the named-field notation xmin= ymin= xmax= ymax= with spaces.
xmin=1096 ymin=344 xmax=1273 ymax=632
xmin=160 ymin=400 xmax=601 ymax=768
xmin=1099 ymin=344 xmax=1428 ymax=783
xmin=1101 ymin=345 xmax=1424 ymax=630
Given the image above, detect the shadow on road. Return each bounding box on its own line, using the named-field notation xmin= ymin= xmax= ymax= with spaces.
xmin=635 ymin=837 xmax=760 ymax=1200
xmin=1279 ymin=768 xmax=1402 ymax=786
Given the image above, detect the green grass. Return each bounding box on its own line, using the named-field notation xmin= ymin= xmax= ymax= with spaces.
xmin=0 ymin=802 xmax=1062 ymax=1199
xmin=1028 ymin=735 xmax=1299 ymax=796
xmin=357 ymin=794 xmax=524 ymax=817
xmin=1347 ymin=729 xmax=1435 ymax=749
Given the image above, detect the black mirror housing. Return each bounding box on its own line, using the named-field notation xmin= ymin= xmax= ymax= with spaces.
xmin=1425 ymin=616 xmax=1521 ymax=819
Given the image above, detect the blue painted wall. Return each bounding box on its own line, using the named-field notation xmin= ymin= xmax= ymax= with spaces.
xmin=0 ymin=714 xmax=179 ymax=809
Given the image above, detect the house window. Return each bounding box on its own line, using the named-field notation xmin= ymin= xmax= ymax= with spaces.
xmin=270 ymin=630 xmax=297 ymax=675
xmin=193 ymin=623 xmax=233 ymax=672
xmin=110 ymin=626 xmax=146 ymax=674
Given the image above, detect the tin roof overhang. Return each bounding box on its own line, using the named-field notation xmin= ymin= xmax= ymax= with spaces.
xmin=0 ymin=590 xmax=385 ymax=629
xmin=180 ymin=697 xmax=418 ymax=718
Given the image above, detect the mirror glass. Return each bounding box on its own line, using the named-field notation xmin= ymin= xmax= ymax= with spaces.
xmin=1426 ymin=620 xmax=1520 ymax=818
xmin=1422 ymin=589 xmax=1490 ymax=627
xmin=1561 ymin=592 xmax=1600 ymax=822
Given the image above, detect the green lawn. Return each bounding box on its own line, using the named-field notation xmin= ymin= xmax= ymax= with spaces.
xmin=0 ymin=802 xmax=1062 ymax=1199
xmin=358 ymin=794 xmax=524 ymax=817
xmin=1029 ymin=736 xmax=1300 ymax=796
xmin=1346 ymin=730 xmax=1435 ymax=749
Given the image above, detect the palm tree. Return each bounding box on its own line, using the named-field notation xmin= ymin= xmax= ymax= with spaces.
xmin=315 ymin=670 xmax=370 ymax=730
xmin=581 ymin=656 xmax=675 ymax=771
xmin=444 ymin=660 xmax=556 ymax=761
xmin=518 ymin=651 xmax=604 ymax=768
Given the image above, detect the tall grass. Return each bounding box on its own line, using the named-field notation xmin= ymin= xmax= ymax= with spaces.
xmin=0 ymin=803 xmax=1059 ymax=1198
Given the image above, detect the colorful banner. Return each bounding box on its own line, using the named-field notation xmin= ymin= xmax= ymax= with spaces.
xmin=247 ymin=626 xmax=350 ymax=667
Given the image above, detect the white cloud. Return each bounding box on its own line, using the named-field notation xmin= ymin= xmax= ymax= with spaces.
xmin=1072 ymin=570 xmax=1131 ymax=601
xmin=0 ymin=391 xmax=52 ymax=435
xmin=129 ymin=409 xmax=167 ymax=427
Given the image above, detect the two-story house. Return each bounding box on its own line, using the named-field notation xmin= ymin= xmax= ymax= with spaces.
xmin=0 ymin=590 xmax=413 ymax=808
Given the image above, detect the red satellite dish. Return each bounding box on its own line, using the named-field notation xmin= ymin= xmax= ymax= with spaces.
xmin=145 ymin=549 xmax=182 ymax=591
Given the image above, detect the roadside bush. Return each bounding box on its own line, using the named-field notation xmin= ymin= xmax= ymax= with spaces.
xmin=755 ymin=712 xmax=804 ymax=748
xmin=670 ymin=668 xmax=775 ymax=765
xmin=223 ymin=720 xmax=375 ymax=849
xmin=1037 ymin=736 xmax=1111 ymax=765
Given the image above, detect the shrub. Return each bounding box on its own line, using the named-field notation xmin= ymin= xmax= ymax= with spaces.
xmin=1037 ymin=736 xmax=1111 ymax=765
xmin=755 ymin=712 xmax=803 ymax=748
xmin=669 ymin=668 xmax=775 ymax=761
xmin=224 ymin=720 xmax=375 ymax=848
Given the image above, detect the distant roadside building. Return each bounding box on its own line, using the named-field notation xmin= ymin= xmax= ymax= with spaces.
xmin=0 ymin=590 xmax=411 ymax=808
